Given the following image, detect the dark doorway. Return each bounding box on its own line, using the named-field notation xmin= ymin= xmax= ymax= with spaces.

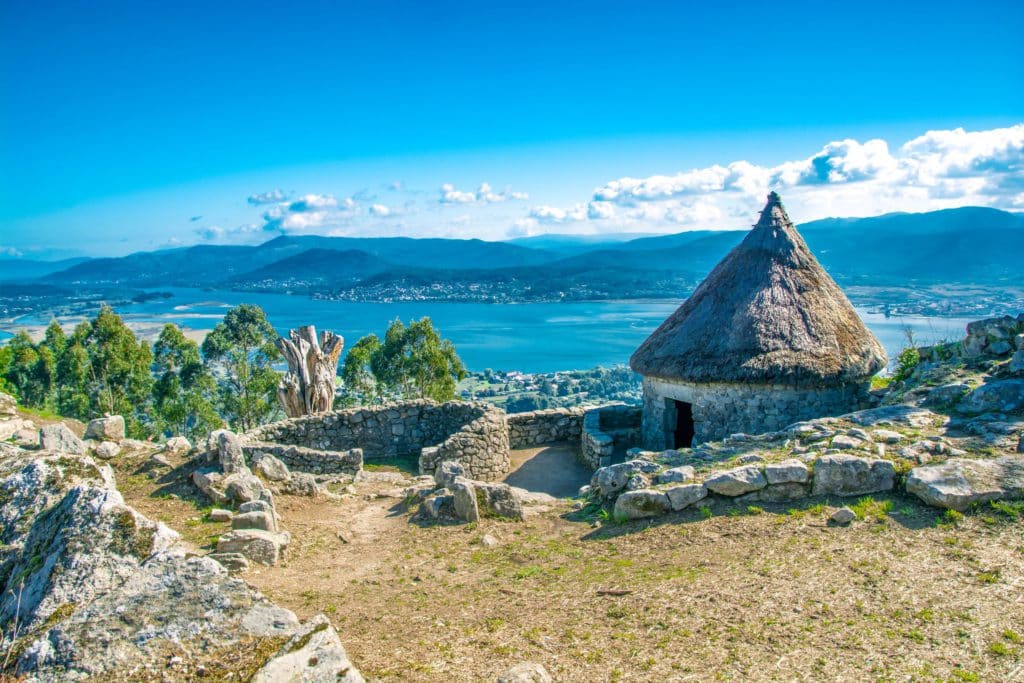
xmin=673 ymin=400 xmax=695 ymax=448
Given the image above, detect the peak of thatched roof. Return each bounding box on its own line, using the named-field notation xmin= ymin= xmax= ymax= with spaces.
xmin=629 ymin=193 xmax=887 ymax=386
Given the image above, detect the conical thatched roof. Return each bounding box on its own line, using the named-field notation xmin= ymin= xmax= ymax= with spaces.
xmin=630 ymin=192 xmax=886 ymax=386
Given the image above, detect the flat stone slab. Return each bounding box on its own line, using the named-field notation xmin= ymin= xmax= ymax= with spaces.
xmin=704 ymin=465 xmax=767 ymax=496
xmin=957 ymin=380 xmax=1024 ymax=415
xmin=905 ymin=456 xmax=1024 ymax=511
xmin=665 ymin=484 xmax=707 ymax=511
xmin=764 ymin=459 xmax=809 ymax=485
xmin=846 ymin=406 xmax=941 ymax=429
xmin=811 ymin=454 xmax=895 ymax=497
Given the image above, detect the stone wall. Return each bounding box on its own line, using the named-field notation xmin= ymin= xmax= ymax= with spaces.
xmin=507 ymin=407 xmax=585 ymax=448
xmin=246 ymin=399 xmax=510 ymax=481
xmin=242 ymin=442 xmax=362 ymax=476
xmin=421 ymin=411 xmax=510 ymax=481
xmin=580 ymin=404 xmax=643 ymax=469
xmin=640 ymin=378 xmax=872 ymax=450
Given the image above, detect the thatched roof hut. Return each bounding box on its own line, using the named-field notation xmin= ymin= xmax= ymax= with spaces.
xmin=630 ymin=192 xmax=886 ymax=387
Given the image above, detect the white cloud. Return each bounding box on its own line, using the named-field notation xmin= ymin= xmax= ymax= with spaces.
xmin=439 ymin=182 xmax=529 ymax=204
xmin=247 ymin=189 xmax=287 ymax=205
xmin=556 ymin=123 xmax=1024 ymax=235
xmin=369 ymin=203 xmax=392 ymax=217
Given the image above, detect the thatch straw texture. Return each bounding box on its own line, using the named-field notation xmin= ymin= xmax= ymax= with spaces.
xmin=630 ymin=192 xmax=887 ymax=386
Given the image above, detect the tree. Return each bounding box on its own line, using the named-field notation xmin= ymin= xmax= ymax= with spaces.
xmin=86 ymin=306 xmax=154 ymax=431
xmin=341 ymin=334 xmax=381 ymax=399
xmin=3 ymin=332 xmax=40 ymax=404
xmin=153 ymin=324 xmax=221 ymax=438
xmin=354 ymin=317 xmax=466 ymax=402
xmin=55 ymin=324 xmax=91 ymax=419
xmin=201 ymin=304 xmax=281 ymax=431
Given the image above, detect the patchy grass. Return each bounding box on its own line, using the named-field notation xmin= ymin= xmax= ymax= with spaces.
xmin=109 ymin=440 xmax=1024 ymax=682
xmin=362 ymin=454 xmax=419 ymax=476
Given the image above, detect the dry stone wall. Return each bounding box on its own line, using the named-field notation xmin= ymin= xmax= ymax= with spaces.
xmin=507 ymin=407 xmax=585 ymax=448
xmin=247 ymin=400 xmax=510 ymax=481
xmin=242 ymin=443 xmax=362 ymax=476
xmin=581 ymin=404 xmax=642 ymax=469
xmin=641 ymin=378 xmax=872 ymax=449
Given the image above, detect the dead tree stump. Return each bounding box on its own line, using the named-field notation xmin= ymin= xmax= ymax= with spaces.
xmin=276 ymin=325 xmax=344 ymax=417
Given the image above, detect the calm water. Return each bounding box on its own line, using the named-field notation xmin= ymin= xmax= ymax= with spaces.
xmin=11 ymin=288 xmax=976 ymax=374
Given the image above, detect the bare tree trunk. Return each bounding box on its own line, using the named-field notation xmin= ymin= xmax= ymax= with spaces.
xmin=276 ymin=325 xmax=344 ymax=417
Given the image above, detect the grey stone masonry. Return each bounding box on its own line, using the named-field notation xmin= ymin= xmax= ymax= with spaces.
xmin=507 ymin=407 xmax=585 ymax=448
xmin=248 ymin=399 xmax=510 ymax=482
xmin=243 ymin=443 xmax=362 ymax=476
xmin=580 ymin=404 xmax=642 ymax=469
xmin=641 ymin=377 xmax=872 ymax=449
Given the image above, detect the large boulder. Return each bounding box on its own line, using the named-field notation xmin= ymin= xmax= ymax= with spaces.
xmin=252 ymin=614 xmax=365 ymax=682
xmin=216 ymin=529 xmax=291 ymax=566
xmin=223 ymin=470 xmax=266 ymax=504
xmin=1 ymin=447 xmax=365 ymax=682
xmin=590 ymin=460 xmax=656 ymax=498
xmin=451 ymin=478 xmax=480 ymax=522
xmin=476 ymin=481 xmax=525 ymax=520
xmin=811 ymin=454 xmax=895 ymax=496
xmin=283 ymin=471 xmax=319 ymax=497
xmin=84 ymin=415 xmax=125 ymax=442
xmin=38 ymin=423 xmax=86 ymax=454
xmin=434 ymin=460 xmax=467 ymax=489
xmin=449 ymin=478 xmax=524 ymax=522
xmin=963 ymin=315 xmax=1022 ymax=357
xmin=614 ymin=489 xmax=670 ymax=520
xmin=923 ymin=383 xmax=971 ymax=407
xmin=704 ymin=465 xmax=767 ymax=496
xmin=192 ymin=467 xmax=228 ymax=505
xmin=0 ymin=454 xmax=178 ymax=633
xmin=254 ymin=453 xmax=291 ymax=482
xmin=956 ymin=380 xmax=1024 ymax=415
xmin=215 ymin=429 xmax=247 ymax=473
xmin=905 ymin=456 xmax=1024 ymax=511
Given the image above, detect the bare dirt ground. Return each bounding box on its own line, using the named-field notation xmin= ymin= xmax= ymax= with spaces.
xmin=504 ymin=443 xmax=591 ymax=498
xmin=112 ymin=447 xmax=1024 ymax=682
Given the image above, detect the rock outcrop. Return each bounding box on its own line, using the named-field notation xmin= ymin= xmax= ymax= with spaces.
xmin=38 ymin=423 xmax=86 ymax=455
xmin=0 ymin=440 xmax=362 ymax=681
xmin=905 ymin=457 xmax=1024 ymax=510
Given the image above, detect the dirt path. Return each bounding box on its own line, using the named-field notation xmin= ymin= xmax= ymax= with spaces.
xmin=503 ymin=442 xmax=591 ymax=497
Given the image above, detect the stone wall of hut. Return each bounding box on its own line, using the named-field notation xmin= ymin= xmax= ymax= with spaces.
xmin=640 ymin=377 xmax=872 ymax=449
xmin=246 ymin=399 xmax=510 ymax=481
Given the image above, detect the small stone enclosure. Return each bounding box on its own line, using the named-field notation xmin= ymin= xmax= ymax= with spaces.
xmin=245 ymin=401 xmax=643 ymax=482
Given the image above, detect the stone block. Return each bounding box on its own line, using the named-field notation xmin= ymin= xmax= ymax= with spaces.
xmin=811 ymin=454 xmax=895 ymax=496
xmin=216 ymin=529 xmax=290 ymax=566
xmin=764 ymin=459 xmax=809 ymax=485
xmin=704 ymin=465 xmax=767 ymax=496
xmin=84 ymin=415 xmax=125 ymax=442
xmin=614 ymin=489 xmax=670 ymax=520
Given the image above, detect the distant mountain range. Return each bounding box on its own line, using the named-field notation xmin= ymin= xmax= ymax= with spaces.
xmin=4 ymin=207 xmax=1023 ymax=302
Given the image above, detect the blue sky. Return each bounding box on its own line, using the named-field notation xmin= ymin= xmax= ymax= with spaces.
xmin=1 ymin=0 xmax=1022 ymax=257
